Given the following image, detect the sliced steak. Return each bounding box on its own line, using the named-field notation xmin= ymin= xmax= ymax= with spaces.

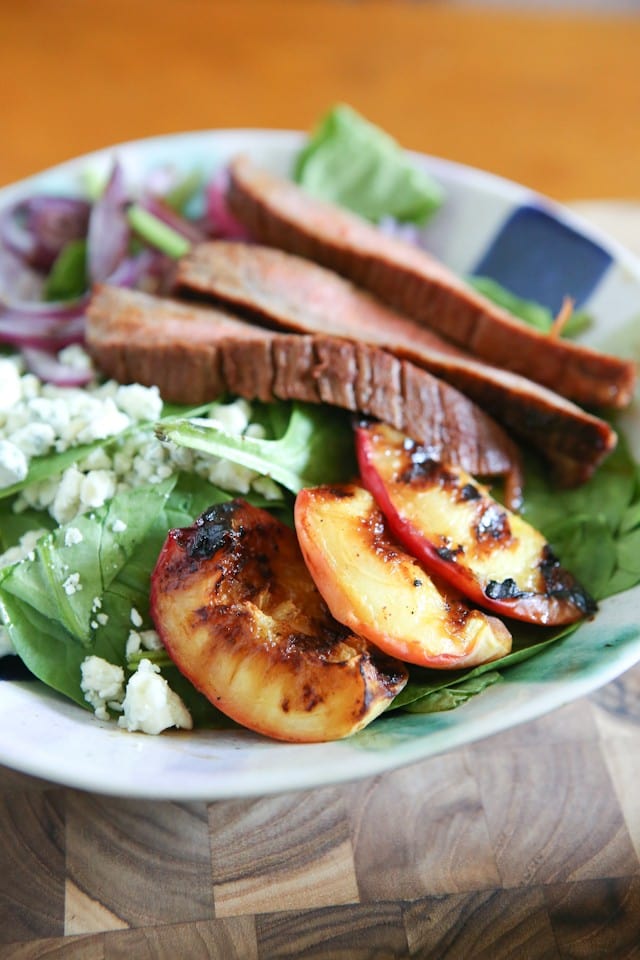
xmin=226 ymin=155 xmax=636 ymax=410
xmin=86 ymin=284 xmax=524 ymax=505
xmin=175 ymin=240 xmax=617 ymax=486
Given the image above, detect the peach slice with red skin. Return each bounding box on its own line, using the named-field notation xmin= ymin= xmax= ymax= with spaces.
xmin=149 ymin=498 xmax=408 ymax=742
xmin=355 ymin=420 xmax=596 ymax=626
xmin=295 ymin=483 xmax=512 ymax=669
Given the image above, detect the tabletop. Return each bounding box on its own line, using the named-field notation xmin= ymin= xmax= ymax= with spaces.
xmin=2 ymin=3 xmax=640 ymax=958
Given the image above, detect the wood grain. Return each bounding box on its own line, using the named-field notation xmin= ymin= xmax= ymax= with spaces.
xmin=0 ymin=671 xmax=632 ymax=955
xmin=1 ymin=661 xmax=640 ymax=956
xmin=208 ymin=789 xmax=359 ymax=916
xmin=64 ymin=796 xmax=214 ymax=932
xmin=348 ymin=752 xmax=501 ymax=899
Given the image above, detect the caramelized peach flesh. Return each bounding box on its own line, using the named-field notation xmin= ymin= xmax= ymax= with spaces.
xmin=150 ymin=498 xmax=408 ymax=742
xmin=295 ymin=483 xmax=512 ymax=668
xmin=356 ymin=421 xmax=596 ymax=626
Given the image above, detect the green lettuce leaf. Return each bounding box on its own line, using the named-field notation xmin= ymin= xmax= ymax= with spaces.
xmin=294 ymin=103 xmax=444 ymax=225
xmin=0 ymin=400 xmax=216 ymax=503
xmin=0 ymin=474 xmax=237 ymax=724
xmin=156 ymin=401 xmax=356 ymax=495
xmin=470 ymin=275 xmax=591 ymax=337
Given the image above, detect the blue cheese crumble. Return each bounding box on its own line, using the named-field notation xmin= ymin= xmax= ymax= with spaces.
xmin=0 ymin=350 xmax=282 ymax=528
xmin=80 ymin=654 xmax=192 ymax=734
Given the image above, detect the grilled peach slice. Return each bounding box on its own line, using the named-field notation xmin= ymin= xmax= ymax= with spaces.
xmin=356 ymin=421 xmax=596 ymax=626
xmin=295 ymin=483 xmax=512 ymax=669
xmin=149 ymin=499 xmax=408 ymax=742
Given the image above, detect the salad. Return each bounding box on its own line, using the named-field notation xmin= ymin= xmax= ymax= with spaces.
xmin=1 ymin=105 xmax=639 ymax=744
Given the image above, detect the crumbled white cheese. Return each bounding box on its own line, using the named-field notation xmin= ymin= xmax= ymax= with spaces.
xmin=115 ymin=383 xmax=163 ymax=422
xmin=126 ymin=630 xmax=142 ymax=658
xmin=118 ymin=659 xmax=192 ymax=735
xmin=3 ymin=368 xmax=279 ymax=524
xmin=139 ymin=629 xmax=163 ymax=651
xmin=57 ymin=344 xmax=94 ymax=372
xmin=64 ymin=526 xmax=84 ymax=547
xmin=79 ymin=469 xmax=116 ymax=509
xmin=130 ymin=606 xmax=143 ymax=628
xmin=50 ymin=465 xmax=83 ymax=524
xmin=62 ymin=572 xmax=82 ymax=596
xmin=252 ymin=475 xmax=284 ymax=501
xmin=8 ymin=422 xmax=56 ymax=458
xmin=76 ymin=398 xmax=131 ymax=444
xmin=80 ymin=655 xmax=125 ymax=721
xmin=207 ymin=458 xmax=256 ymax=494
xmin=0 ymin=439 xmax=28 ymax=489
xmin=207 ymin=397 xmax=252 ymax=434
xmin=0 ymin=528 xmax=48 ymax=568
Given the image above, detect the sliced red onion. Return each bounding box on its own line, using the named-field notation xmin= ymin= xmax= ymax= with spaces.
xmin=140 ymin=195 xmax=207 ymax=244
xmin=87 ymin=160 xmax=130 ymax=284
xmin=205 ymin=167 xmax=251 ymax=240
xmin=106 ymin=247 xmax=174 ymax=292
xmin=0 ymin=196 xmax=91 ymax=271
xmin=21 ymin=346 xmax=94 ymax=387
xmin=0 ymin=309 xmax=85 ymax=350
xmin=0 ymin=294 xmax=88 ymax=317
xmin=0 ymin=245 xmax=45 ymax=302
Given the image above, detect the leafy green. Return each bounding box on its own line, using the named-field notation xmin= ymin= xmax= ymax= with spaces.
xmin=520 ymin=435 xmax=640 ymax=602
xmin=44 ymin=239 xmax=87 ymax=301
xmin=156 ymin=401 xmax=357 ymax=495
xmin=0 ymin=400 xmax=216 ymax=503
xmin=470 ymin=275 xmax=591 ymax=337
xmin=0 ymin=481 xmax=176 ymax=703
xmin=390 ymin=622 xmax=577 ymax=712
xmin=402 ymin=672 xmax=502 ymax=714
xmin=294 ymin=103 xmax=444 ymax=225
xmin=0 ymin=501 xmax=54 ymax=553
xmin=0 ymin=474 xmax=240 ymax=724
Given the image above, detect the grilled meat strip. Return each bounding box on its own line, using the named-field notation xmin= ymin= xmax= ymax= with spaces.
xmin=226 ymin=155 xmax=636 ymax=411
xmin=175 ymin=240 xmax=617 ymax=486
xmin=86 ymin=284 xmax=524 ymax=505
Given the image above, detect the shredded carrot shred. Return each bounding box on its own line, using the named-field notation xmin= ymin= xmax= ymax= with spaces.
xmin=549 ymin=296 xmax=574 ymax=338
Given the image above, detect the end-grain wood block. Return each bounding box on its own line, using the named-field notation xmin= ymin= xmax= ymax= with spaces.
xmin=64 ymin=795 xmax=214 ymax=933
xmin=544 ymin=876 xmax=640 ymax=957
xmin=348 ymin=752 xmax=500 ymax=900
xmin=471 ymin=738 xmax=640 ymax=887
xmin=403 ymin=887 xmax=559 ymax=959
xmin=209 ymin=788 xmax=359 ymax=917
xmin=0 ymin=789 xmax=65 ymax=944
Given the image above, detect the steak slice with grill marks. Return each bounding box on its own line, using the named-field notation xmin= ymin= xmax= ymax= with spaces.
xmin=226 ymin=155 xmax=636 ymax=411
xmin=175 ymin=240 xmax=617 ymax=487
xmin=85 ymin=284 xmax=524 ymax=505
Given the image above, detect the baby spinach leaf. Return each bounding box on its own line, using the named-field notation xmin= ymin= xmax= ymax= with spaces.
xmin=470 ymin=275 xmax=592 ymax=337
xmin=0 ymin=400 xmax=216 ymax=502
xmin=402 ymin=672 xmax=502 ymax=714
xmin=1 ymin=480 xmax=175 ymax=642
xmin=390 ymin=622 xmax=577 ymax=712
xmin=294 ymin=103 xmax=444 ymax=225
xmin=157 ymin=401 xmax=356 ymax=494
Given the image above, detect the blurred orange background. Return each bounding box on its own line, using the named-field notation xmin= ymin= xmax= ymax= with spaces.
xmin=2 ymin=1 xmax=640 ymax=201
